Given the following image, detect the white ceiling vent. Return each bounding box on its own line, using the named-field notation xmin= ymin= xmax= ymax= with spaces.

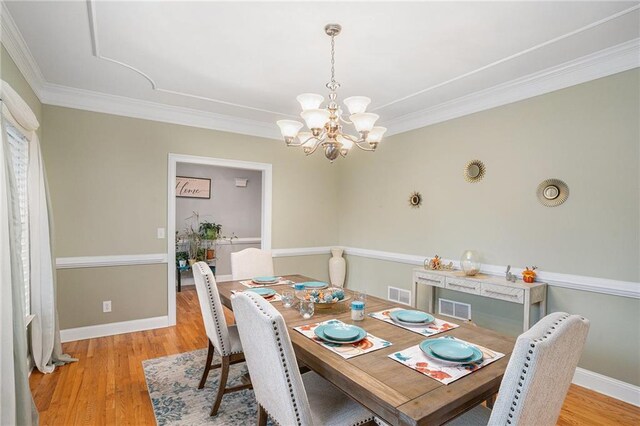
xmin=388 ymin=286 xmax=412 ymax=306
xmin=439 ymin=298 xmax=471 ymax=321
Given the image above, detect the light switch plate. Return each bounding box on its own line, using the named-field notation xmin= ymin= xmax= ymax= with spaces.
xmin=157 ymin=227 xmax=165 ymax=239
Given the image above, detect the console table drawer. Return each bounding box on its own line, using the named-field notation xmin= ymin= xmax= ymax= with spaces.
xmin=445 ymin=278 xmax=480 ymax=295
xmin=481 ymin=283 xmax=524 ymax=304
xmin=415 ymin=272 xmax=445 ymax=288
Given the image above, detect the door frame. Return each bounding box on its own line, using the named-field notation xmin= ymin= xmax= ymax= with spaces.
xmin=167 ymin=153 xmax=272 ymax=325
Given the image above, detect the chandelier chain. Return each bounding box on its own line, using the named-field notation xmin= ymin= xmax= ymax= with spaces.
xmin=330 ymin=34 xmax=336 ymax=85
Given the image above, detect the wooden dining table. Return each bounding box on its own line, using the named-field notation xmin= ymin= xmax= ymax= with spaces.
xmin=218 ymin=274 xmax=516 ymax=426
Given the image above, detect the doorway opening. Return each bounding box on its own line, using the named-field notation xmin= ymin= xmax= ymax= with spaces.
xmin=167 ymin=154 xmax=272 ymax=325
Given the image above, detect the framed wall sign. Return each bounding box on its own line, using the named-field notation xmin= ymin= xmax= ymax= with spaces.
xmin=176 ymin=176 xmax=211 ymax=199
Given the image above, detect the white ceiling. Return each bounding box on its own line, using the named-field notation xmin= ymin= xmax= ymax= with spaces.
xmin=2 ymin=1 xmax=639 ymax=138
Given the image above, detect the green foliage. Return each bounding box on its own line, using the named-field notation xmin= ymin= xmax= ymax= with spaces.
xmin=199 ymin=221 xmax=222 ymax=240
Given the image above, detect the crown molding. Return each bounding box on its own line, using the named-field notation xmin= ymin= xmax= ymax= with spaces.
xmin=384 ymin=38 xmax=640 ymax=136
xmin=0 ymin=0 xmax=46 ymax=98
xmin=39 ymin=82 xmax=281 ymax=140
xmin=2 ymin=0 xmax=638 ymax=141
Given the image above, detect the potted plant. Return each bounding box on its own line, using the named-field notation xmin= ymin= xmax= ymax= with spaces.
xmin=199 ymin=221 xmax=222 ymax=240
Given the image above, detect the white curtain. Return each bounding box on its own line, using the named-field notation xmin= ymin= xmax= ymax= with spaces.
xmin=1 ymin=80 xmax=76 ymax=375
xmin=0 ymin=97 xmax=37 ymax=425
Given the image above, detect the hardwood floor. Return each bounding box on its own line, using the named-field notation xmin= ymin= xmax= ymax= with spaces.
xmin=30 ymin=287 xmax=639 ymax=425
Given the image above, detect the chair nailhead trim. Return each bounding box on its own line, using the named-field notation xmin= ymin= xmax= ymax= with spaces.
xmin=197 ymin=264 xmax=229 ymax=356
xmin=243 ymin=293 xmax=303 ymax=425
xmin=506 ymin=314 xmax=571 ymax=423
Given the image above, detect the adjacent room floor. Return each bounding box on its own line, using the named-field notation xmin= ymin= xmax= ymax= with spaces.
xmin=29 ymin=287 xmax=639 ymax=425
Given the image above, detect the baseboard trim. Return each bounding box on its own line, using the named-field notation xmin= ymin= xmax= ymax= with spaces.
xmin=60 ymin=315 xmax=169 ymax=342
xmin=573 ymin=367 xmax=640 ymax=407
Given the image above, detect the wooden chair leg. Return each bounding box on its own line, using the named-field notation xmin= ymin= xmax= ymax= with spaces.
xmin=210 ymin=356 xmax=230 ymax=416
xmin=199 ymin=341 xmax=215 ymax=389
xmin=257 ymin=404 xmax=268 ymax=426
xmin=486 ymin=393 xmax=497 ymax=409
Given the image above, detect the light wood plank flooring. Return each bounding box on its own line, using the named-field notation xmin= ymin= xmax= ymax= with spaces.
xmin=30 ymin=287 xmax=639 ymax=425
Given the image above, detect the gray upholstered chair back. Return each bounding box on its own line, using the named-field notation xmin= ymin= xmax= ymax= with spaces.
xmin=192 ymin=262 xmax=232 ymax=357
xmin=231 ymin=291 xmax=313 ymax=425
xmin=230 ymin=247 xmax=275 ymax=280
xmin=488 ymin=312 xmax=589 ymax=426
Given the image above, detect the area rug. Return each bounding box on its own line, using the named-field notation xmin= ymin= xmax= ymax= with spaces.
xmin=143 ymin=349 xmax=261 ymax=425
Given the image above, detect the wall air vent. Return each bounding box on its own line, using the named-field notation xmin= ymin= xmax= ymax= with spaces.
xmin=439 ymin=298 xmax=471 ymax=320
xmin=388 ymin=286 xmax=412 ymax=306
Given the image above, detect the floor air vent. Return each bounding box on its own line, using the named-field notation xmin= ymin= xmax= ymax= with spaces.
xmin=388 ymin=286 xmax=412 ymax=306
xmin=439 ymin=298 xmax=471 ymax=320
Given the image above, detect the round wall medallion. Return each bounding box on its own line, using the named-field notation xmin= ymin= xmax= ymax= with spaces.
xmin=537 ymin=179 xmax=569 ymax=207
xmin=409 ymin=191 xmax=422 ymax=208
xmin=464 ymin=160 xmax=486 ymax=183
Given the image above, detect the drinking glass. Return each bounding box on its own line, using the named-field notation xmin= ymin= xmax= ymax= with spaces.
xmin=299 ymin=300 xmax=315 ymax=319
xmin=354 ymin=291 xmax=367 ymax=304
xmin=281 ymin=290 xmax=294 ymax=308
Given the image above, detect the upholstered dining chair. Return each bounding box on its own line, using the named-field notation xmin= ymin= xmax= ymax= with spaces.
xmin=231 ymin=291 xmax=375 ymax=426
xmin=192 ymin=262 xmax=251 ymax=416
xmin=230 ymin=247 xmax=275 ymax=280
xmin=445 ymin=312 xmax=590 ymax=426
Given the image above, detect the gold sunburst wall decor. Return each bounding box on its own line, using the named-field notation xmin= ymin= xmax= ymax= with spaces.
xmin=537 ymin=178 xmax=569 ymax=207
xmin=464 ymin=160 xmax=486 ymax=183
xmin=409 ymin=191 xmax=423 ymax=208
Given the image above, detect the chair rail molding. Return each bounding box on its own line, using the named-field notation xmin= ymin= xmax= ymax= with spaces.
xmin=55 ymin=246 xmax=640 ymax=299
xmin=56 ymin=253 xmax=168 ymax=269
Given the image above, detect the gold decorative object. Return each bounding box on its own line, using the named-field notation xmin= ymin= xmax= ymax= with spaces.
xmin=537 ymin=179 xmax=569 ymax=207
xmin=464 ymin=160 xmax=486 ymax=183
xmin=409 ymin=191 xmax=423 ymax=208
xmin=424 ymin=255 xmax=453 ymax=271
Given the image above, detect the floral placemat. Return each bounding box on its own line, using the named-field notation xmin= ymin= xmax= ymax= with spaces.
xmin=240 ymin=278 xmax=292 ymax=288
xmin=231 ymin=289 xmax=282 ymax=302
xmin=369 ymin=307 xmax=459 ymax=337
xmin=388 ymin=336 xmax=504 ymax=385
xmin=294 ymin=319 xmax=392 ymax=359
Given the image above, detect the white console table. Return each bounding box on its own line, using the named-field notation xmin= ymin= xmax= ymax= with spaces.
xmin=413 ymin=268 xmax=547 ymax=331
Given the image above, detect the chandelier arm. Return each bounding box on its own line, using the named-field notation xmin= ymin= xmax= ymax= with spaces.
xmin=341 ymin=133 xmax=361 ymax=143
xmin=304 ymin=135 xmax=325 ymax=156
xmin=353 ymin=141 xmax=376 ymax=152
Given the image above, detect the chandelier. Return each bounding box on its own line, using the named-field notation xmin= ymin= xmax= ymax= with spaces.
xmin=277 ymin=24 xmax=386 ymax=162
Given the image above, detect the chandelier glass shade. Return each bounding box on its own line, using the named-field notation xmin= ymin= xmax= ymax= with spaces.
xmin=277 ymin=24 xmax=386 ymax=162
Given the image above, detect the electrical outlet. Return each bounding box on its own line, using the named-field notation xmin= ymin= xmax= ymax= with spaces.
xmin=103 ymin=300 xmax=112 ymax=313
xmin=157 ymin=227 xmax=165 ymax=239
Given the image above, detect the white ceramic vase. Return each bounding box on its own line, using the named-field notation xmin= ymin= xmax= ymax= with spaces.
xmin=329 ymin=248 xmax=346 ymax=288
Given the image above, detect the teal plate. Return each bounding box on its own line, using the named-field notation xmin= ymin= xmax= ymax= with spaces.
xmin=430 ymin=340 xmax=474 ymax=360
xmin=247 ymin=288 xmax=277 ymax=298
xmin=323 ymin=324 xmax=361 ymax=341
xmin=253 ymin=276 xmax=278 ymax=283
xmin=419 ymin=339 xmax=483 ymax=365
xmin=314 ymin=324 xmax=367 ymax=344
xmin=301 ymin=281 xmax=329 ymax=289
xmin=390 ymin=310 xmax=434 ymax=325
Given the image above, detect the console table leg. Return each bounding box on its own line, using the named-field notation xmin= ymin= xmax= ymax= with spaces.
xmin=523 ymin=290 xmax=530 ymax=331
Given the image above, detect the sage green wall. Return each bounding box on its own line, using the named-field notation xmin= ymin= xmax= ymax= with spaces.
xmin=1 ymin=44 xmax=41 ymax=125
xmin=339 ymin=69 xmax=640 ymax=282
xmin=339 ymin=70 xmax=640 ymax=386
xmin=42 ymin=105 xmax=340 ymax=328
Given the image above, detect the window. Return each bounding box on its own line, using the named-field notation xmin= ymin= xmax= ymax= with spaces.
xmin=6 ymin=122 xmax=30 ymax=316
